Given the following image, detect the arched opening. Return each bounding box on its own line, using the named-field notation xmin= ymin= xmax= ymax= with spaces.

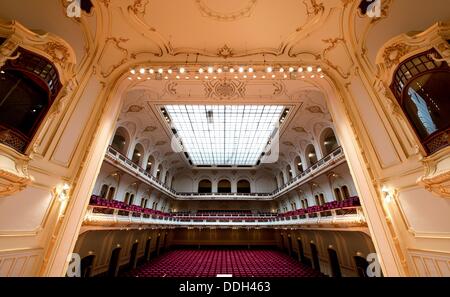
xmin=108 ymin=247 xmax=121 ymax=277
xmin=328 ymin=248 xmax=342 ymax=277
xmin=294 ymin=156 xmax=303 ymax=173
xmin=319 ymin=193 xmax=326 ymax=205
xmin=314 ymin=195 xmax=320 ymax=206
xmin=111 ymin=127 xmax=129 ymax=155
xmin=128 ymin=194 xmax=135 ymax=205
xmin=155 ymin=234 xmax=161 ymax=257
xmin=237 ymin=179 xmax=251 ymax=193
xmin=100 ymin=184 xmax=108 ymax=198
xmin=106 ymin=187 xmax=115 ymax=200
xmin=198 ymin=179 xmax=212 ymax=193
xmin=320 ymin=128 xmax=339 ymax=155
xmin=305 ymin=144 xmax=318 ymax=166
xmin=279 ymin=171 xmax=284 ymax=185
xmin=80 ymin=255 xmax=95 ymax=278
xmin=129 ymin=242 xmax=139 ymax=270
xmin=280 ymin=234 xmax=285 ymax=251
xmin=0 ymin=48 xmax=61 ymax=153
xmin=334 ymin=188 xmax=343 ymax=201
xmin=131 ymin=143 xmax=144 ymax=165
xmin=217 ymin=179 xmax=231 ymax=193
xmin=124 ymin=192 xmax=130 ymax=204
xmin=341 ymin=185 xmax=350 ymax=199
xmin=354 ymin=256 xmax=370 ymax=277
xmin=310 ymin=243 xmax=320 ymax=272
xmin=146 ymin=155 xmax=155 ymax=173
xmin=390 ymin=50 xmax=450 ymax=155
xmin=156 ymin=164 xmax=162 ymax=180
xmin=297 ymin=239 xmax=306 ymax=264
xmin=286 ymin=165 xmax=293 ymax=180
xmin=287 ymin=235 xmax=293 ymax=257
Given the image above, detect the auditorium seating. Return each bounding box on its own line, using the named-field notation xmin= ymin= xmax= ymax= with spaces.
xmin=123 ymin=249 xmax=325 ymax=277
xmin=279 ymin=197 xmax=360 ymax=218
xmin=89 ymin=196 xmax=171 ymax=217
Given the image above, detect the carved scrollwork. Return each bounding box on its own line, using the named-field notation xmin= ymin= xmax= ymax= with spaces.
xmin=0 ymin=143 xmax=33 ymax=197
xmin=418 ymin=146 xmax=450 ymax=199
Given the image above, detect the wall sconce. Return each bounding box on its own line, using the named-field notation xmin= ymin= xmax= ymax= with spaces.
xmin=55 ymin=183 xmax=70 ymax=203
xmin=381 ymin=186 xmax=393 ymax=204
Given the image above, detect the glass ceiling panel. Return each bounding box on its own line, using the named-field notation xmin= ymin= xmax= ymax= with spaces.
xmin=164 ymin=105 xmax=284 ymax=166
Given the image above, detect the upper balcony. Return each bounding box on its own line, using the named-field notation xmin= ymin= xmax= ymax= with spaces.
xmin=105 ymin=145 xmax=346 ymax=200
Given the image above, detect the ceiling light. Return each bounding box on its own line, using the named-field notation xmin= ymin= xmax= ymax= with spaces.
xmin=205 ymin=76 xmax=209 ymax=79
xmin=243 ymin=75 xmax=247 ymax=78
xmin=213 ymin=76 xmax=216 ymax=79
xmin=279 ymin=67 xmax=284 ymax=73
xmin=164 ymin=76 xmax=169 ymax=79
xmin=238 ymin=67 xmax=244 ymax=73
xmin=158 ymin=68 xmax=164 ymax=74
xmin=262 ymin=75 xmax=266 ymax=79
xmin=297 ymin=163 xmax=302 ymax=166
xmin=229 ymin=68 xmax=235 ymax=73
xmin=320 ymin=74 xmax=324 ymax=78
xmin=127 ymin=77 xmax=132 ymax=80
xmin=149 ymin=69 xmax=154 ymax=74
xmin=195 ymin=76 xmax=199 ymax=79
xmin=308 ymin=153 xmax=315 ymax=157
xmin=298 ymin=67 xmax=303 ymax=73
xmin=266 ymin=66 xmax=273 ymax=73
xmin=168 ymin=69 xmax=173 ymax=74
xmin=248 ymin=67 xmax=254 ymax=73
xmin=289 ymin=67 xmax=294 ymax=73
xmin=147 ymin=77 xmax=151 ymax=80
xmin=283 ymin=74 xmax=288 ymax=78
xmin=179 ymin=67 xmax=185 ymax=73
xmin=207 ymin=66 xmax=214 ymax=73
xmin=176 ymin=75 xmax=180 ymax=79
xmin=271 ymin=74 xmax=275 ymax=78
xmin=136 ymin=153 xmax=141 ymax=157
xmin=311 ymin=74 xmax=315 ymax=78
xmin=253 ymin=75 xmax=257 ymax=78
xmin=185 ymin=76 xmax=190 ymax=79
xmin=217 ymin=68 xmax=223 ymax=73
xmin=199 ymin=68 xmax=204 ymax=73
xmin=234 ymin=75 xmax=238 ymax=79
xmin=137 ymin=77 xmax=142 ymax=80
xmin=317 ymin=67 xmax=322 ymax=72
xmin=130 ymin=69 xmax=136 ymax=74
xmin=307 ymin=66 xmax=313 ymax=72
xmin=139 ymin=68 xmax=145 ymax=74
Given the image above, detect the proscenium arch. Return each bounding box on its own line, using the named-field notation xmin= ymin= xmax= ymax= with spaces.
xmin=54 ymin=51 xmax=404 ymax=277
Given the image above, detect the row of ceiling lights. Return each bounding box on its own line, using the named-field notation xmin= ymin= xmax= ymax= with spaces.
xmin=127 ymin=65 xmax=324 ymax=80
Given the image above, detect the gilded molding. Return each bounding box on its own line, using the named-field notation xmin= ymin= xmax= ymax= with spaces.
xmin=0 ymin=143 xmax=33 ymax=197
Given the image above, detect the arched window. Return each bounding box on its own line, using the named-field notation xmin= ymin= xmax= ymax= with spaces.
xmin=305 ymin=144 xmax=318 ymax=166
xmin=198 ymin=179 xmax=212 ymax=193
xmin=341 ymin=185 xmax=350 ymax=200
xmin=237 ymin=179 xmax=251 ymax=193
xmin=391 ymin=49 xmax=450 ymax=154
xmin=334 ymin=188 xmax=343 ymax=201
xmin=320 ymin=128 xmax=339 ymax=156
xmin=146 ymin=155 xmax=155 ymax=173
xmin=107 ymin=187 xmax=115 ymax=200
xmin=279 ymin=171 xmax=284 ymax=185
xmin=294 ymin=156 xmax=303 ymax=173
xmin=0 ymin=48 xmax=62 ymax=153
xmin=111 ymin=127 xmax=129 ymax=155
xmin=131 ymin=143 xmax=144 ymax=165
xmin=129 ymin=194 xmax=135 ymax=205
xmin=314 ymin=195 xmax=320 ymax=206
xmin=124 ymin=192 xmax=130 ymax=204
xmin=218 ymin=179 xmax=231 ymax=193
xmin=100 ymin=184 xmax=108 ymax=198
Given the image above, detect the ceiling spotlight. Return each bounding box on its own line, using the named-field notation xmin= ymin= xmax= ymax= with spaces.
xmin=271 ymin=74 xmax=276 ymax=78
xmin=248 ymin=67 xmax=254 ymax=73
xmin=168 ymin=69 xmax=173 ymax=74
xmin=320 ymin=74 xmax=324 ymax=78
xmin=279 ymin=67 xmax=285 ymax=73
xmin=307 ymin=66 xmax=313 ymax=72
xmin=147 ymin=77 xmax=151 ymax=80
xmin=137 ymin=77 xmax=142 ymax=80
xmin=179 ymin=67 xmax=185 ymax=73
xmin=283 ymin=74 xmax=288 ymax=78
xmin=298 ymin=67 xmax=304 ymax=73
xmin=238 ymin=66 xmax=244 ymax=73
xmin=213 ymin=76 xmax=217 ymax=79
xmin=207 ymin=66 xmax=214 ymax=73
xmin=317 ymin=67 xmax=322 ymax=73
xmin=199 ymin=68 xmax=204 ymax=73
xmin=262 ymin=75 xmax=266 ymax=79
xmin=185 ymin=76 xmax=190 ymax=79
xmin=205 ymin=76 xmax=209 ymax=79
xmin=253 ymin=74 xmax=257 ymax=78
xmin=127 ymin=77 xmax=132 ymax=80
xmin=164 ymin=76 xmax=169 ymax=79
xmin=266 ymin=66 xmax=273 ymax=73
xmin=158 ymin=68 xmax=164 ymax=74
xmin=229 ymin=68 xmax=235 ymax=73
xmin=139 ymin=68 xmax=145 ymax=74
xmin=149 ymin=69 xmax=154 ymax=74
xmin=130 ymin=69 xmax=136 ymax=74
xmin=243 ymin=75 xmax=247 ymax=78
xmin=176 ymin=75 xmax=180 ymax=79
xmin=217 ymin=68 xmax=223 ymax=73
xmin=195 ymin=76 xmax=199 ymax=79
xmin=289 ymin=67 xmax=294 ymax=73
xmin=301 ymin=75 xmax=305 ymax=79
xmin=311 ymin=74 xmax=315 ymax=78
xmin=234 ymin=75 xmax=238 ymax=79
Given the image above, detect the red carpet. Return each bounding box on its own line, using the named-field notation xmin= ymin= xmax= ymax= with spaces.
xmin=125 ymin=249 xmax=324 ymax=277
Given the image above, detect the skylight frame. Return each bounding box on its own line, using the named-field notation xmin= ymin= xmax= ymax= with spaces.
xmin=164 ymin=105 xmax=284 ymax=166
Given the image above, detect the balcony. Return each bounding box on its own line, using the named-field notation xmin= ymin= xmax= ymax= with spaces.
xmin=83 ymin=196 xmax=366 ymax=229
xmin=105 ymin=146 xmax=346 ymax=201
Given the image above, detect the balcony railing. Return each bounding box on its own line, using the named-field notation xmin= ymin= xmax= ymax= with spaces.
xmin=84 ymin=196 xmax=365 ymax=228
xmin=104 ymin=145 xmax=345 ymax=200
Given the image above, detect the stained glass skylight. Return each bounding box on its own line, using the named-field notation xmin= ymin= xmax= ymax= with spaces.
xmin=164 ymin=105 xmax=284 ymax=166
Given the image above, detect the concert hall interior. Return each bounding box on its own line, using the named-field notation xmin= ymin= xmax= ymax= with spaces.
xmin=0 ymin=0 xmax=449 ymax=277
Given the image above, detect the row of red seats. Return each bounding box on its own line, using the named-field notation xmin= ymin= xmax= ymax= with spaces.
xmin=279 ymin=197 xmax=360 ymax=217
xmin=89 ymin=196 xmax=171 ymax=217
